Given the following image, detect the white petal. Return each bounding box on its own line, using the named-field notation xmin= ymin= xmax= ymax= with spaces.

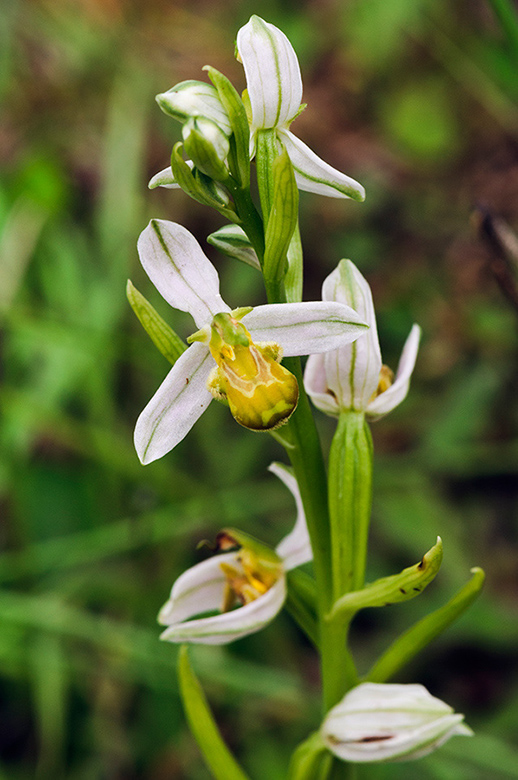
xmin=242 ymin=301 xmax=368 ymax=356
xmin=367 ymin=324 xmax=421 ymax=420
xmin=279 ymin=130 xmax=365 ymax=201
xmin=160 ymin=574 xmax=287 ymax=644
xmin=137 ymin=220 xmax=230 ymax=328
xmin=159 ymin=552 xmax=238 ymax=625
xmin=148 ymin=166 xmax=182 ymax=190
xmin=322 ymin=260 xmax=382 ymax=411
xmin=237 ymin=16 xmax=302 ymax=130
xmin=304 ymin=353 xmax=340 ymax=416
xmin=134 ymin=342 xmax=213 ymax=464
xmin=269 ymin=463 xmax=312 ymax=570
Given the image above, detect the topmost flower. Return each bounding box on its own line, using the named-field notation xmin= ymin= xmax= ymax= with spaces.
xmin=236 ymin=16 xmax=365 ymax=201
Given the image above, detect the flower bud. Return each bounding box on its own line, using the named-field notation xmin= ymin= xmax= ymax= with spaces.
xmin=182 ymin=116 xmax=230 ymax=181
xmin=321 ymin=683 xmax=472 ymax=763
xmin=156 ymin=80 xmax=232 ymax=135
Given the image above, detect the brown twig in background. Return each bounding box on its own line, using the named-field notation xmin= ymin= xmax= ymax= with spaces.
xmin=472 ymin=205 xmax=518 ymax=316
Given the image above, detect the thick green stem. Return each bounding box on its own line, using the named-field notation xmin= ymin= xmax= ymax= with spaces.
xmin=320 ymin=617 xmax=358 ymax=711
xmin=328 ymin=411 xmax=373 ymax=599
xmin=254 ymin=125 xmax=362 ymax=719
xmin=227 ymin=181 xmax=265 ymax=263
xmin=282 ymin=360 xmax=333 ymax=610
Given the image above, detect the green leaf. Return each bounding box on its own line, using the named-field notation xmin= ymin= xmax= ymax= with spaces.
xmin=126 ymin=280 xmax=186 ymax=365
xmin=288 ymin=731 xmax=331 ymax=780
xmin=366 ymin=567 xmax=486 ymax=683
xmin=205 ymin=66 xmax=251 ymax=187
xmin=328 ymin=537 xmax=443 ymax=621
xmin=263 ymin=149 xmax=299 ymax=290
xmin=178 ymin=645 xmax=250 ymax=780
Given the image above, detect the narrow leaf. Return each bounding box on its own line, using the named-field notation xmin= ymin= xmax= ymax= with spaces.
xmin=205 ymin=66 xmax=251 ymax=187
xmin=328 ymin=537 xmax=443 ymax=622
xmin=289 ymin=732 xmax=331 ymax=780
xmin=366 ymin=567 xmax=485 ymax=683
xmin=178 ymin=645 xmax=250 ymax=780
xmin=263 ymin=148 xmax=299 ymax=289
xmin=126 ymin=280 xmax=186 ymax=365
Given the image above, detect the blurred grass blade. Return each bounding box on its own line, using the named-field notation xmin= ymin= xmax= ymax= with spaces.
xmin=126 ymin=279 xmax=186 ymax=364
xmin=178 ymin=646 xmax=250 ymax=780
xmin=30 ymin=634 xmax=67 ymax=778
xmin=328 ymin=537 xmax=443 ymax=622
xmin=366 ymin=567 xmax=485 ymax=683
xmin=488 ymin=0 xmax=518 ymax=62
xmin=0 ymin=197 xmax=47 ymax=313
xmin=438 ymin=731 xmax=518 ymax=777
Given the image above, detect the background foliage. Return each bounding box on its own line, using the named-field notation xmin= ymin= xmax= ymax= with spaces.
xmin=1 ymin=0 xmax=518 ymax=777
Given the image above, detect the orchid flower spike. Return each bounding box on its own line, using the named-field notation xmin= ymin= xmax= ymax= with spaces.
xmin=158 ymin=463 xmax=311 ymax=644
xmin=304 ymin=259 xmax=420 ymax=420
xmin=134 ymin=220 xmax=368 ymax=463
xmin=321 ymin=683 xmax=472 ymax=763
xmin=236 ymin=16 xmax=365 ymax=201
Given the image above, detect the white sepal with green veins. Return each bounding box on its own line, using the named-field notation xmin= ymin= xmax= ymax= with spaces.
xmin=305 ymin=259 xmax=420 ymax=420
xmin=321 ymin=683 xmax=472 ymax=763
xmin=236 ymin=15 xmax=365 ymax=201
xmin=158 ymin=463 xmax=311 ymax=644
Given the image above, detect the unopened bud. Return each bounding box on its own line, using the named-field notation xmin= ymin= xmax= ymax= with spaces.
xmin=321 ymin=683 xmax=472 ymax=763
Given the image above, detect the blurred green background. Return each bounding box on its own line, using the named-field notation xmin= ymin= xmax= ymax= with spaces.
xmin=1 ymin=0 xmax=518 ymax=777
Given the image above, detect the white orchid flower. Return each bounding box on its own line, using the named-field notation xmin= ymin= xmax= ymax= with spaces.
xmin=158 ymin=462 xmax=311 ymax=644
xmin=236 ymin=16 xmax=365 ymax=201
xmin=321 ymin=682 xmax=472 ymax=763
xmin=134 ymin=220 xmax=368 ymax=464
xmin=304 ymin=260 xmax=420 ymax=420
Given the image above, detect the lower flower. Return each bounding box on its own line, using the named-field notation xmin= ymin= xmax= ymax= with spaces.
xmin=158 ymin=463 xmax=310 ymax=644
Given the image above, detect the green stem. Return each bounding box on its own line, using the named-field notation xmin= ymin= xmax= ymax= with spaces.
xmin=254 ymin=125 xmax=360 ymax=719
xmin=227 ymin=181 xmax=265 ymax=264
xmin=320 ymin=617 xmax=358 ymax=711
xmin=282 ymin=361 xmax=333 ymax=609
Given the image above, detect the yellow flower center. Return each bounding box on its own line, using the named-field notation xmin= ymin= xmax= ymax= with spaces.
xmin=220 ymin=547 xmax=280 ymax=611
xmin=369 ymin=364 xmax=394 ymax=402
xmin=193 ymin=311 xmax=299 ymax=431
